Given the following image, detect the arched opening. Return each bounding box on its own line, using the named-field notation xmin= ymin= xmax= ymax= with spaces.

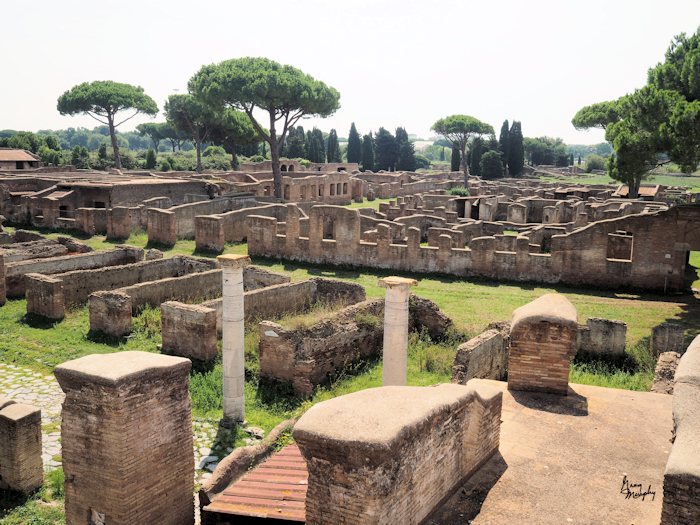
xmin=343 ymin=183 xmax=348 ymax=195
xmin=330 ymin=184 xmax=335 ymax=196
xmin=319 ymin=185 xmax=324 ymax=197
xmin=300 ymin=185 xmax=307 ymax=200
xmin=281 ymin=165 xmax=287 ymax=172
xmin=336 ymin=183 xmax=341 ymax=196
xmin=288 ymin=165 xmax=294 ymax=172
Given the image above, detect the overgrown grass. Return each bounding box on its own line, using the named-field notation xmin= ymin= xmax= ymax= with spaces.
xmin=0 ymin=468 xmax=65 ymax=523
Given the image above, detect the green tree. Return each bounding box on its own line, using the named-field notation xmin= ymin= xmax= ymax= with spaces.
xmin=569 ymin=153 xmax=574 ymax=166
xmin=431 ymin=115 xmax=495 ymax=185
xmin=395 ymin=127 xmax=416 ymax=171
xmin=361 ymin=132 xmax=374 ymax=172
xmin=585 ymin=153 xmax=607 ymax=173
xmin=480 ymin=150 xmax=504 ymax=179
xmin=164 ymin=94 xmax=217 ymax=173
xmin=327 ymin=129 xmax=342 ymax=163
xmin=450 ymin=142 xmax=460 ymax=172
xmin=508 ymin=121 xmax=524 ymax=176
xmin=136 ymin=122 xmax=165 ymax=152
xmin=71 ymin=145 xmax=90 ymax=169
xmin=571 ymin=101 xmax=620 ymax=132
xmin=578 ymin=155 xmax=582 ymax=165
xmin=414 ymin=153 xmax=430 ymax=170
xmin=374 ymin=127 xmax=398 ymax=171
xmin=189 ymin=57 xmax=340 ymax=198
xmin=57 ymin=81 xmax=157 ymax=170
xmin=347 ymin=123 xmax=362 ymax=164
xmin=98 ymin=142 xmax=108 ymax=160
xmin=439 ymin=147 xmax=445 ymax=162
xmin=208 ymin=108 xmax=262 ymax=170
xmin=145 ymin=148 xmax=157 ymax=169
xmin=44 ymin=135 xmax=61 ymax=151
xmin=499 ymin=120 xmax=510 ymax=168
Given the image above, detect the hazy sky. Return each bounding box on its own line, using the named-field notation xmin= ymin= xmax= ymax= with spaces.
xmin=3 ymin=1 xmax=700 ymax=145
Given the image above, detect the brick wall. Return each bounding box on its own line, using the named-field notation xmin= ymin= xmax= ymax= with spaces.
xmin=576 ymin=317 xmax=627 ymax=354
xmin=451 ymin=329 xmax=509 ymax=385
xmin=661 ymin=334 xmax=700 ymax=524
xmin=55 ymin=352 xmax=194 ymax=525
xmin=508 ymin=294 xmax=578 ymax=395
xmin=0 ymin=398 xmax=43 ymax=492
xmin=652 ymin=322 xmax=686 ymax=356
xmin=294 ymin=383 xmax=502 ymax=525
xmin=5 ymin=245 xmax=144 ymax=297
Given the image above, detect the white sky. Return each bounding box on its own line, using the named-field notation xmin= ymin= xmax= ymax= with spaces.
xmin=2 ymin=0 xmax=700 ymax=145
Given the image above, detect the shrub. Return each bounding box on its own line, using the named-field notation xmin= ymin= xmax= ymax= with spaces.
xmin=447 ymin=186 xmax=470 ymax=197
xmin=480 ymin=150 xmax=504 ymax=179
xmin=249 ymin=155 xmax=265 ymax=163
xmin=160 ymin=160 xmax=171 ymax=171
xmin=145 ymin=148 xmax=157 ymax=169
xmin=296 ymin=158 xmax=311 ymax=168
xmin=414 ymin=153 xmax=430 ymax=170
xmin=354 ymin=312 xmax=379 ymax=329
xmin=203 ymin=145 xmax=226 ymax=157
xmin=585 ymin=154 xmax=607 ymax=173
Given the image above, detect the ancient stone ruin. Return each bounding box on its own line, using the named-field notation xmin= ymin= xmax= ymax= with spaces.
xmin=507 ymin=293 xmax=579 ymax=395
xmin=0 ymin=397 xmax=43 ymax=493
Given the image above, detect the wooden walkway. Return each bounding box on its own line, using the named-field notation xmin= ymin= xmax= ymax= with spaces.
xmin=203 ymin=444 xmax=308 ymax=522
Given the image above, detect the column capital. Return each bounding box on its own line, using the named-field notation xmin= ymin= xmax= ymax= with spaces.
xmin=217 ymin=254 xmax=251 ymax=269
xmin=378 ymin=276 xmax=418 ymax=291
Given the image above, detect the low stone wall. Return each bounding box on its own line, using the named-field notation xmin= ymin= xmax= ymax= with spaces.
xmin=25 ymin=255 xmax=216 ymax=319
xmin=161 ymin=277 xmax=365 ymax=361
xmin=661 ymin=334 xmax=700 ymax=523
xmin=451 ymin=329 xmax=509 ymax=385
xmin=195 ymin=204 xmax=289 ymax=252
xmin=576 ymin=317 xmax=627 ymax=354
xmin=0 ymin=397 xmax=43 ymax=493
xmin=89 ymin=269 xmax=222 ymax=337
xmin=259 ymin=294 xmax=452 ymax=397
xmin=4 ymin=245 xmax=144 ymax=297
xmin=293 ymin=382 xmax=502 ymax=525
xmin=508 ymin=293 xmax=578 ymax=395
xmin=55 ymin=352 xmax=194 ymax=525
xmin=652 ymin=322 xmax=685 ymax=356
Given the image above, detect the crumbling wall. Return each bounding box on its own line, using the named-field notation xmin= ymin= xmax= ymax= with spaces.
xmin=0 ymin=398 xmax=43 ymax=493
xmin=55 ymin=352 xmax=194 ymax=525
xmin=651 ymin=322 xmax=685 ymax=356
xmin=294 ymin=382 xmax=502 ymax=525
xmin=576 ymin=317 xmax=627 ymax=354
xmin=195 ymin=204 xmax=289 ymax=252
xmin=661 ymin=334 xmax=700 ymax=524
xmin=451 ymin=329 xmax=509 ymax=384
xmin=5 ymin=245 xmax=144 ymax=297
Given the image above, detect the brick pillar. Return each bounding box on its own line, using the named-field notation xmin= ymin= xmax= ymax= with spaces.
xmin=0 ymin=399 xmax=43 ymax=493
xmin=508 ymin=293 xmax=578 ymax=395
xmin=379 ymin=276 xmax=418 ymax=386
xmin=55 ymin=351 xmax=194 ymax=525
xmin=217 ymin=254 xmax=251 ymax=422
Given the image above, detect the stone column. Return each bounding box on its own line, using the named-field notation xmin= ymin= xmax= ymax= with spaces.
xmin=218 ymin=254 xmax=251 ymax=422
xmin=379 ymin=276 xmax=417 ymax=386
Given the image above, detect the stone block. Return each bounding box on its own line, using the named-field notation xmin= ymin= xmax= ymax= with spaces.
xmin=576 ymin=317 xmax=627 ymax=355
xmin=451 ymin=329 xmax=508 ymax=384
xmin=161 ymin=301 xmax=218 ymax=361
xmin=652 ymin=323 xmax=685 ymax=356
xmin=508 ymin=293 xmax=578 ymax=395
xmin=25 ymin=272 xmax=64 ymax=319
xmin=652 ymin=351 xmax=681 ymax=395
xmin=0 ymin=402 xmax=43 ymax=492
xmin=55 ymin=351 xmax=194 ymax=525
xmin=294 ymin=383 xmax=502 ymax=525
xmin=89 ymin=290 xmax=133 ymax=337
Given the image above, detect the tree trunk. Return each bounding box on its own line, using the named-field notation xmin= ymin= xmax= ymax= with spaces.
xmin=108 ymin=115 xmax=121 ymax=170
xmin=227 ymin=141 xmax=239 ymax=170
xmin=461 ymin=144 xmax=469 ymax=187
xmin=195 ymin=131 xmax=202 ymax=174
xmin=269 ymin=114 xmax=282 ymax=199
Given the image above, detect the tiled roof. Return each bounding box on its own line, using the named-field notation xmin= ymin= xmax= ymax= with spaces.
xmin=0 ymin=149 xmax=38 ymax=162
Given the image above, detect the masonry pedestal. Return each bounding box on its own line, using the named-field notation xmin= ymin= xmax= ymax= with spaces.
xmin=54 ymin=351 xmax=194 ymax=525
xmin=379 ymin=276 xmax=417 ymax=386
xmin=218 ymin=254 xmax=251 ymax=423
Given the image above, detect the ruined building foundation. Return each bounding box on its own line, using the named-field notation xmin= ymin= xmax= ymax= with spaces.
xmin=218 ymin=254 xmax=250 ymax=422
xmin=54 ymin=351 xmax=194 ymax=525
xmin=380 ymin=276 xmax=417 ymax=386
xmin=0 ymin=397 xmax=43 ymax=493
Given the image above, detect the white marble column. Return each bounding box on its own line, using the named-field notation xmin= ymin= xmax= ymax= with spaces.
xmin=379 ymin=276 xmax=417 ymax=386
xmin=217 ymin=254 xmax=250 ymax=422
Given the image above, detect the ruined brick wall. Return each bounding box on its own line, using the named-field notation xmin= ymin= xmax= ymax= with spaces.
xmin=451 ymin=329 xmax=509 ymax=385
xmin=508 ymin=294 xmax=578 ymax=395
xmin=651 ymin=323 xmax=686 ymax=356
xmin=147 ymin=208 xmax=177 ymax=245
xmin=661 ymin=334 xmax=700 ymax=524
xmin=106 ymin=206 xmax=137 ymax=238
xmin=0 ymin=398 xmax=43 ymax=492
xmin=294 ymin=383 xmax=502 ymax=525
xmin=247 ymin=204 xmax=700 ymax=293
xmin=55 ymin=352 xmax=194 ymax=525
xmin=110 ymin=179 xmax=208 ymax=207
xmin=25 ymin=255 xmax=216 ymax=318
xmin=576 ymin=317 xmax=627 ymax=354
xmin=161 ymin=302 xmax=218 ymax=360
xmin=5 ymin=245 xmax=144 ymax=297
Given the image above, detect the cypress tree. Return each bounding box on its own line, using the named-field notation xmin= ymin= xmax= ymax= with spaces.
xmin=395 ymin=127 xmax=416 ymax=171
xmin=145 ymin=148 xmax=157 ymax=169
xmin=361 ymin=133 xmax=374 ymax=172
xmin=439 ymin=147 xmax=445 ymax=162
xmin=578 ymin=155 xmax=582 ymax=165
xmin=347 ymin=123 xmax=362 ymax=164
xmin=507 ymin=121 xmax=524 ymax=176
xmin=470 ymin=138 xmax=483 ymax=177
xmin=327 ymin=129 xmax=342 ymax=163
xmin=312 ymin=128 xmax=325 ymax=162
xmin=374 ymin=127 xmax=399 ymax=171
xmin=499 ymin=120 xmax=510 ymax=169
xmin=450 ymin=142 xmax=460 ymax=172
xmin=569 ymin=153 xmax=574 ymax=166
